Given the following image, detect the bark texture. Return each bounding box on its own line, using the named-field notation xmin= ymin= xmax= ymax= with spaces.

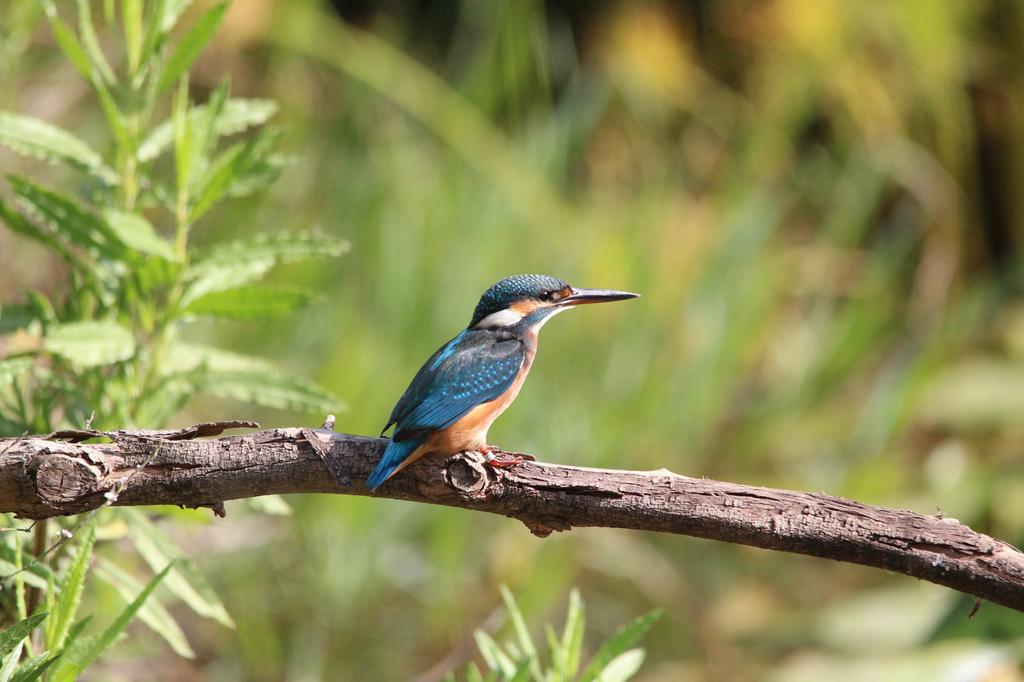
xmin=1 ymin=422 xmax=1022 ymax=612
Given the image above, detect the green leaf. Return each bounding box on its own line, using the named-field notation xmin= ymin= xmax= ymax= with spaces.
xmin=17 ymin=618 xmax=87 ymax=682
xmin=92 ymin=78 xmax=133 ymax=152
xmin=593 ymin=649 xmax=645 ymax=682
xmin=47 ymin=520 xmax=96 ymax=651
xmin=50 ymin=561 xmax=174 ymax=682
xmin=9 ymin=651 xmax=60 ymax=682
xmin=187 ymin=141 xmax=246 ymax=220
xmin=123 ymin=510 xmax=234 ymax=627
xmin=121 ymin=0 xmax=143 ymax=74
xmin=44 ymin=320 xmax=136 ymax=368
xmin=74 ymin=0 xmax=116 ymax=85
xmin=161 ymin=342 xmax=277 ymax=375
xmin=215 ymin=99 xmax=279 ymax=136
xmin=26 ymin=292 xmax=57 ymax=327
xmin=0 ymin=641 xmax=24 ymax=682
xmin=508 ymin=659 xmax=533 ymax=682
xmin=183 ymin=286 xmax=316 ymax=320
xmin=190 ymin=232 xmax=349 ymax=275
xmin=101 ymin=210 xmax=176 ymax=261
xmin=59 ymin=616 xmax=92 ymax=654
xmin=138 ymin=0 xmax=168 ymax=71
xmin=202 ymin=371 xmax=342 ymax=414
xmin=158 ymin=2 xmax=229 ymax=92
xmin=545 ymin=625 xmax=563 ymax=680
xmin=94 ymin=559 xmax=194 ymax=659
xmin=8 ymin=176 xmax=126 ymax=262
xmin=0 ymin=113 xmax=116 ymax=183
xmin=188 ymin=80 xmax=230 ymax=189
xmin=160 ymin=0 xmax=196 ymax=32
xmin=579 ymin=610 xmax=661 ymax=682
xmin=0 ymin=196 xmax=79 ymax=267
xmin=172 ymin=75 xmax=192 ymax=199
xmin=0 ymin=613 xmax=48 ymax=661
xmin=225 ymin=153 xmax=291 ymax=198
xmin=189 ymin=127 xmax=281 ymax=220
xmin=42 ymin=3 xmax=93 ymax=81
xmin=137 ymin=98 xmax=278 ymax=162
xmin=11 ymin=527 xmax=28 ymax=622
xmin=180 ymin=259 xmax=275 ymax=306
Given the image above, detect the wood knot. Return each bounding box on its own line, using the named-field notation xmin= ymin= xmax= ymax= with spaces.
xmin=522 ymin=517 xmax=572 ymax=538
xmin=36 ymin=454 xmax=101 ymax=505
xmin=444 ymin=452 xmax=494 ymax=495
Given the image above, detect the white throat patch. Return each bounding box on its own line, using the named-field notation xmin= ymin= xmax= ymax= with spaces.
xmin=474 ymin=308 xmax=525 ymax=329
xmin=533 ymin=304 xmax=569 ymax=330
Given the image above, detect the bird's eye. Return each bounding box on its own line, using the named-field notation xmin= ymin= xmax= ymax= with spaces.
xmin=539 ymin=291 xmax=553 ymax=301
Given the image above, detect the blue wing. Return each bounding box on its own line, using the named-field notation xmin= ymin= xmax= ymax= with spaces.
xmin=367 ymin=330 xmax=525 ymax=489
xmin=386 ymin=329 xmax=526 ymax=442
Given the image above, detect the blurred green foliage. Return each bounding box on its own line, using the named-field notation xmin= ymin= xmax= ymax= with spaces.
xmin=2 ymin=0 xmax=1024 ymax=679
xmin=450 ymin=587 xmax=659 ymax=682
xmin=0 ymin=0 xmax=343 ymax=676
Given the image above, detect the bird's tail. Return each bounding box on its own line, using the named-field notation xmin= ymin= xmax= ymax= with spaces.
xmin=366 ymin=436 xmax=426 ymax=491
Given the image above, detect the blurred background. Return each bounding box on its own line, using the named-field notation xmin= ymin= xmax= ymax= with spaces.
xmin=2 ymin=0 xmax=1024 ymax=679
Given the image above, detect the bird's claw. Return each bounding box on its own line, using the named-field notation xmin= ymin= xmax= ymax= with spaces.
xmin=481 ymin=446 xmax=536 ymax=468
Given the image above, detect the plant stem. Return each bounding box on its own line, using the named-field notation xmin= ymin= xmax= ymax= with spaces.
xmin=24 ymin=520 xmax=47 ymax=618
xmin=119 ymin=111 xmax=140 ymax=211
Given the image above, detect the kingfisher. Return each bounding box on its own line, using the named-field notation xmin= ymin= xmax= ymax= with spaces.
xmin=367 ymin=274 xmax=639 ymax=490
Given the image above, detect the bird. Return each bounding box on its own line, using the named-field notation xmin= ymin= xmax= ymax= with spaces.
xmin=367 ymin=273 xmax=639 ymax=490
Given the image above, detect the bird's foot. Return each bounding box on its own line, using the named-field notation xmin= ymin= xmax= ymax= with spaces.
xmin=481 ymin=445 xmax=536 ymax=468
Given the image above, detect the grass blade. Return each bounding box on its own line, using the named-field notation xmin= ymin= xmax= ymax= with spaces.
xmin=94 ymin=559 xmax=194 ymax=659
xmin=499 ymin=586 xmax=541 ymax=681
xmin=50 ymin=562 xmax=175 ymax=682
xmin=123 ymin=510 xmax=234 ymax=628
xmin=474 ymin=630 xmax=516 ymax=679
xmin=46 ymin=520 xmax=96 ymax=651
xmin=9 ymin=652 xmax=61 ymax=682
xmin=561 ymin=589 xmax=584 ymax=677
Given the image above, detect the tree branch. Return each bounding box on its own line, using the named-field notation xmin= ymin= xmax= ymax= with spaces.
xmin=2 ymin=421 xmax=1022 ymax=612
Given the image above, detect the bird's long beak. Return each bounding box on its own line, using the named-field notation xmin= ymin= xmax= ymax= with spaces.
xmin=557 ymin=287 xmax=640 ymax=306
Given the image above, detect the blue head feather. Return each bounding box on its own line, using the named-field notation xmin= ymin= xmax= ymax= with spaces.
xmin=469 ymin=274 xmax=568 ymax=327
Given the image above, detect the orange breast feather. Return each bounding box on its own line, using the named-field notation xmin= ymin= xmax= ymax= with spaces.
xmin=427 ymin=350 xmax=535 ymax=454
